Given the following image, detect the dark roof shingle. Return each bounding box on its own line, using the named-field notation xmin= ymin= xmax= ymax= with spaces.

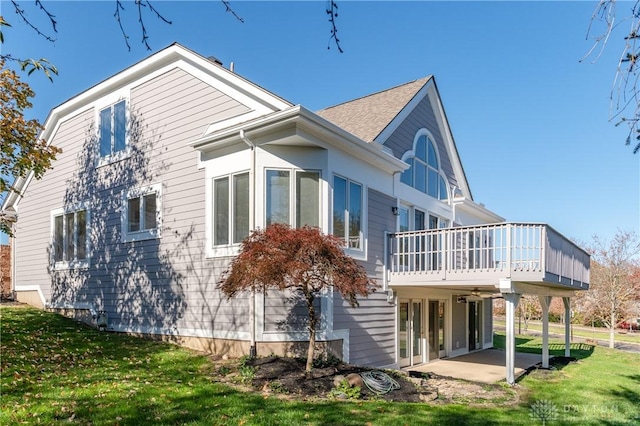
xmin=316 ymin=76 xmax=432 ymax=142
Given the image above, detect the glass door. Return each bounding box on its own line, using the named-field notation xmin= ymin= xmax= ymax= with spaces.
xmin=412 ymin=301 xmax=423 ymax=364
xmin=399 ymin=299 xmax=424 ymax=367
xmin=429 ymin=300 xmax=446 ymax=360
xmin=468 ymin=301 xmax=482 ymax=351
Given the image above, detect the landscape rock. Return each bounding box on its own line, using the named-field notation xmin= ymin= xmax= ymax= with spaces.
xmin=346 ymin=372 xmax=364 ymax=388
xmin=333 ymin=375 xmax=346 ymax=387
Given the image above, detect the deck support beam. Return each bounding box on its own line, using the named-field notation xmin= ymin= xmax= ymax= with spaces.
xmin=539 ymin=296 xmax=552 ymax=369
xmin=563 ymin=297 xmax=571 ymax=357
xmin=503 ymin=289 xmax=521 ymax=385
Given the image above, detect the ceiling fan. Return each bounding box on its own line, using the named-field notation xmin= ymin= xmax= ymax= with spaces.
xmin=469 ymin=288 xmax=496 ymax=298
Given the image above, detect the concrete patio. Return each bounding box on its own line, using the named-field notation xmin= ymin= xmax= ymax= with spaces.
xmin=407 ymin=349 xmax=543 ymax=384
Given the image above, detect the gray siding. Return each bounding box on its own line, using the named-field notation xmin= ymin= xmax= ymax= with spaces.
xmin=16 ymin=67 xmax=252 ymax=336
xmin=334 ymin=188 xmax=397 ymax=367
xmin=451 ymin=296 xmax=467 ymax=351
xmin=263 ymin=289 xmax=320 ymax=333
xmin=382 ymin=94 xmax=458 ymax=190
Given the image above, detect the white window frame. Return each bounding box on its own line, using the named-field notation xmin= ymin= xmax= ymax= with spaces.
xmin=50 ymin=205 xmax=90 ymax=270
xmin=96 ymin=96 xmax=131 ymax=166
xmin=121 ymin=183 xmax=162 ymax=243
xmin=332 ymin=174 xmax=365 ymax=254
xmin=400 ymin=129 xmax=449 ymax=201
xmin=212 ymin=171 xmax=251 ymax=249
xmin=264 ymin=168 xmax=322 ymax=228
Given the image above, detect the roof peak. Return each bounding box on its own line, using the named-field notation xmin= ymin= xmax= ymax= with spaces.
xmin=319 ymin=76 xmax=432 ymax=112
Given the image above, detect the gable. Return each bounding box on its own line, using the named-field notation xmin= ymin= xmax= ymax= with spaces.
xmin=2 ymin=43 xmax=292 ymax=214
xmin=316 ymin=77 xmax=431 ymax=143
xmin=376 ymin=79 xmax=473 ymax=200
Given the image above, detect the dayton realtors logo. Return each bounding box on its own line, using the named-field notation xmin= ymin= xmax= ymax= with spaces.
xmin=529 ymin=399 xmax=559 ymax=425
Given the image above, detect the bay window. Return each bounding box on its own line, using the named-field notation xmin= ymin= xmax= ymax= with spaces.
xmin=213 ymin=172 xmax=250 ymax=246
xmin=333 ymin=175 xmax=363 ymax=250
xmin=265 ymin=169 xmax=320 ymax=228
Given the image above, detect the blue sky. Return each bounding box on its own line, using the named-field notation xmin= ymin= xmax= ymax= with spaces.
xmin=2 ymin=0 xmax=639 ymax=246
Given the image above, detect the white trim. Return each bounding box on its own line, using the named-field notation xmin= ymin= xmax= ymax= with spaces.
xmin=121 ymin=183 xmax=162 ymax=243
xmin=95 ymin=94 xmax=131 ymax=167
xmin=331 ymin=174 xmax=367 ymax=258
xmin=50 ymin=204 xmax=91 ymax=270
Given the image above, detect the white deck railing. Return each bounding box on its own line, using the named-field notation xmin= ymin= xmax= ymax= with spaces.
xmin=388 ymin=223 xmax=590 ymax=288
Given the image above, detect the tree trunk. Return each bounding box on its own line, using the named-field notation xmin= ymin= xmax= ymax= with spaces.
xmin=306 ymin=294 xmax=316 ymax=374
xmin=610 ymin=310 xmax=615 ymax=349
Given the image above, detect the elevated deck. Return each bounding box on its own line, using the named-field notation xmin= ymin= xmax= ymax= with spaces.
xmin=387 ymin=223 xmax=590 ymax=291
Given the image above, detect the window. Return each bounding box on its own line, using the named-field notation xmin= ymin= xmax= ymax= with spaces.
xmin=122 ymin=183 xmax=161 ymax=242
xmin=265 ymin=169 xmax=320 ymax=228
xmin=333 ymin=175 xmax=363 ymax=250
xmin=99 ymin=100 xmax=127 ymax=159
xmin=400 ymin=134 xmax=449 ymax=201
xmin=213 ymin=172 xmax=250 ymax=246
xmin=52 ymin=207 xmax=89 ymax=268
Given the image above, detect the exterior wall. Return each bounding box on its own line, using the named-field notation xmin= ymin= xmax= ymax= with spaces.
xmin=333 ymin=189 xmax=397 ymax=367
xmin=451 ymin=295 xmax=467 ymax=353
xmin=382 ymin=89 xmax=458 ymax=191
xmin=0 ymin=244 xmax=10 ymax=297
xmin=14 ymin=67 xmax=251 ymax=341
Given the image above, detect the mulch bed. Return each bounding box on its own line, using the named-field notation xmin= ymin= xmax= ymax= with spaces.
xmin=215 ymin=355 xmax=519 ymax=405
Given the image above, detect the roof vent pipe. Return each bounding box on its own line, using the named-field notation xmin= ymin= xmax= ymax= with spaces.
xmin=230 ymin=62 xmax=234 ymax=73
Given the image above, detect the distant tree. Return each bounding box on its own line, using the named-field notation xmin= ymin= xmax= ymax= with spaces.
xmin=580 ymin=230 xmax=640 ymax=348
xmin=517 ymin=296 xmax=541 ymax=333
xmin=584 ymin=0 xmax=640 ymax=153
xmin=0 ymin=59 xmax=61 ymax=235
xmin=218 ymin=224 xmax=375 ymax=373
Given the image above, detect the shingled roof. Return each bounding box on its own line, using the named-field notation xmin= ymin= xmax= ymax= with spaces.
xmin=316 ymin=76 xmax=432 ymax=143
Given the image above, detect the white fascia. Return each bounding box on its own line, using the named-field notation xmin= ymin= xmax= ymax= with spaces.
xmin=454 ymin=197 xmax=505 ymax=224
xmin=190 ymin=105 xmax=409 ymax=175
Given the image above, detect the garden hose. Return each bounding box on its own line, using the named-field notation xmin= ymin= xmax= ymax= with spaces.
xmin=359 ymin=371 xmax=400 ymax=395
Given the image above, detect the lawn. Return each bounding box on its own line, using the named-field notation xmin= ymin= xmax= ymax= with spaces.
xmin=493 ymin=318 xmax=640 ymax=345
xmin=1 ymin=306 xmax=639 ymax=425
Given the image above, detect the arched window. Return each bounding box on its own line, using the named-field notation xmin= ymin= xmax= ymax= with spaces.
xmin=400 ymin=133 xmax=448 ymax=201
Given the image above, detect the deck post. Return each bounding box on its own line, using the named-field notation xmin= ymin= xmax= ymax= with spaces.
xmin=539 ymin=296 xmax=552 ymax=368
xmin=563 ymin=297 xmax=571 ymax=357
xmin=504 ymin=291 xmax=521 ymax=385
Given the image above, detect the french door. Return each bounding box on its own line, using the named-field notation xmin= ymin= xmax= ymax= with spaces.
xmin=428 ymin=300 xmax=446 ymax=360
xmin=399 ymin=299 xmax=424 ymax=367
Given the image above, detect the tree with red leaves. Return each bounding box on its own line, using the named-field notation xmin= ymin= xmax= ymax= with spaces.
xmin=218 ymin=224 xmax=376 ymax=373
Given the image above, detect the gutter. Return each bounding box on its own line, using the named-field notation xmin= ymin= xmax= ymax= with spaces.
xmin=239 ymin=129 xmax=258 ymax=358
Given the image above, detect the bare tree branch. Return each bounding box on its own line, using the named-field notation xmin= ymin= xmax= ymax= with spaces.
xmin=584 ymin=0 xmax=640 ymax=153
xmin=326 ymin=0 xmax=343 ymax=53
xmin=114 ymin=0 xmax=132 ymax=51
xmin=220 ymin=0 xmax=244 ymax=23
xmin=10 ymin=0 xmax=57 ymax=42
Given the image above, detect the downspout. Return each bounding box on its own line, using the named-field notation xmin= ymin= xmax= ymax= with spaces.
xmin=239 ymin=129 xmax=257 ymax=358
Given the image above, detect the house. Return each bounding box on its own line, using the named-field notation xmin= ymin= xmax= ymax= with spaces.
xmin=2 ymin=43 xmax=589 ymax=384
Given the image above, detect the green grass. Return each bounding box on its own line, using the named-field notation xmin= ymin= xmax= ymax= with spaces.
xmin=493 ymin=318 xmax=640 ymax=345
xmin=1 ymin=306 xmax=639 ymax=425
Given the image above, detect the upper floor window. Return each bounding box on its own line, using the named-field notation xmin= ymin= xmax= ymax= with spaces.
xmin=333 ymin=175 xmax=363 ymax=250
xmin=400 ymin=134 xmax=449 ymax=201
xmin=214 ymin=172 xmax=250 ymax=246
xmin=122 ymin=183 xmax=161 ymax=242
xmin=99 ymin=100 xmax=127 ymax=159
xmin=265 ymin=169 xmax=320 ymax=228
xmin=52 ymin=207 xmax=89 ymax=269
